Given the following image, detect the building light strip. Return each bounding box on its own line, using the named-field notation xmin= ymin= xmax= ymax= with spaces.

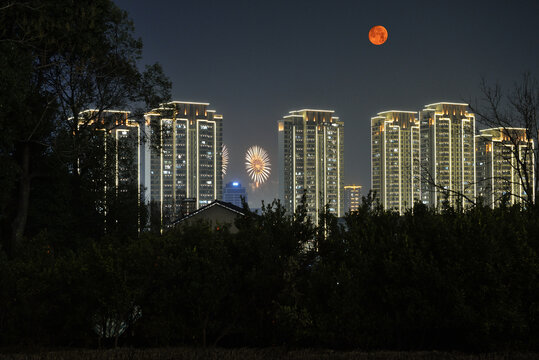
xmin=214 ymin=121 xmax=217 ymax=200
xmin=461 ymin=120 xmax=464 ymax=205
xmin=447 ymin=118 xmax=452 ymax=204
xmin=397 ymin=126 xmax=402 ymax=214
xmin=337 ymin=126 xmax=341 ymax=217
xmin=511 ymin=143 xmax=515 ymax=205
xmin=491 ymin=141 xmax=494 ymax=206
xmin=324 ymin=126 xmax=327 ymax=211
xmin=383 ymin=122 xmax=387 ymax=209
xmin=427 ymin=114 xmax=438 ymax=207
xmin=160 ymin=119 xmax=163 ymax=226
xmin=292 ymin=124 xmax=296 ymax=211
xmin=186 ymin=119 xmax=190 ymax=198
xmin=290 ymin=109 xmax=335 ymax=114
xmin=196 ymin=122 xmax=199 ymax=209
xmin=172 ymin=113 xmax=176 ymax=215
xmin=315 ymin=123 xmax=319 ymax=217
xmin=472 ymin=115 xmax=476 ymax=199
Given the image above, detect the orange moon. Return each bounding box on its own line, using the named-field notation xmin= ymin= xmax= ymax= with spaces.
xmin=369 ymin=25 xmax=388 ymax=45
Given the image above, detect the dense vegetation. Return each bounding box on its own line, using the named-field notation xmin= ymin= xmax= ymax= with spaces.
xmin=1 ymin=196 xmax=538 ymax=351
xmin=3 ymin=347 xmax=539 ymax=360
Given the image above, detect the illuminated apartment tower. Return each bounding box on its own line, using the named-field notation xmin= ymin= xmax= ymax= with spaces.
xmin=144 ymin=101 xmax=223 ymax=224
xmin=278 ymin=109 xmax=344 ymax=221
xmin=344 ymin=185 xmax=362 ymax=212
xmin=371 ymin=111 xmax=420 ymax=213
xmin=419 ymin=102 xmax=476 ymax=208
xmin=78 ymin=109 xmax=142 ymax=194
xmin=75 ymin=109 xmax=143 ymax=232
xmin=476 ymin=127 xmax=535 ymax=207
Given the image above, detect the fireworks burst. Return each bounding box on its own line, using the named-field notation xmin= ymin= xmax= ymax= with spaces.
xmin=245 ymin=145 xmax=271 ymax=187
xmin=221 ymin=144 xmax=229 ymax=176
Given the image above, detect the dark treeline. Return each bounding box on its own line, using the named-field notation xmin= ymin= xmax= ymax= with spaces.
xmin=1 ymin=196 xmax=538 ymax=351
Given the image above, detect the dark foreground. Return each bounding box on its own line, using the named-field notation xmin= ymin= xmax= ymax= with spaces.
xmin=0 ymin=348 xmax=537 ymax=360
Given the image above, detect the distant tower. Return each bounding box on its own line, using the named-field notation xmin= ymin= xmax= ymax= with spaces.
xmin=278 ymin=109 xmax=344 ymax=221
xmin=419 ymin=102 xmax=475 ymax=209
xmin=144 ymin=101 xmax=223 ymax=225
xmin=223 ymin=181 xmax=247 ymax=208
xmin=476 ymin=127 xmax=535 ymax=207
xmin=371 ymin=110 xmax=420 ymax=213
xmin=344 ymin=185 xmax=362 ymax=212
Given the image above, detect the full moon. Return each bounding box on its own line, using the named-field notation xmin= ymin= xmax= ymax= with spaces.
xmin=369 ymin=25 xmax=388 ymax=45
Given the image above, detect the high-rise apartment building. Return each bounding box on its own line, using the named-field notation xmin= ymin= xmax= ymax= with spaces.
xmin=75 ymin=109 xmax=143 ymax=232
xmin=223 ymin=181 xmax=247 ymax=208
xmin=344 ymin=185 xmax=362 ymax=212
xmin=420 ymin=102 xmax=475 ymax=208
xmin=144 ymin=101 xmax=223 ymax=224
xmin=476 ymin=127 xmax=535 ymax=207
xmin=278 ymin=109 xmax=344 ymax=221
xmin=78 ymin=109 xmax=143 ymax=194
xmin=371 ymin=111 xmax=420 ymax=213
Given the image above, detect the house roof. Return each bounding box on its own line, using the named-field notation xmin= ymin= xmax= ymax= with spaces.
xmin=172 ymin=200 xmax=247 ymax=225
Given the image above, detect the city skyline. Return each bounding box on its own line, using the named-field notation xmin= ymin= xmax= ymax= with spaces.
xmin=85 ymin=100 xmax=535 ymax=217
xmin=114 ymin=0 xmax=538 ymax=207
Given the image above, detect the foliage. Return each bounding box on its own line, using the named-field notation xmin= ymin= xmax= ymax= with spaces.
xmin=0 ymin=0 xmax=171 ymax=254
xmin=3 ymin=347 xmax=539 ymax=360
xmin=1 ymin=198 xmax=539 ymax=351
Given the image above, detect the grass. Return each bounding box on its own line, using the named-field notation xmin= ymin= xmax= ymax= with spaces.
xmin=0 ymin=348 xmax=538 ymax=360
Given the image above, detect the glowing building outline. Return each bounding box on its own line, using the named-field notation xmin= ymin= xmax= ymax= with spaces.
xmin=475 ymin=127 xmax=535 ymax=207
xmin=419 ymin=102 xmax=476 ymax=209
xmin=371 ymin=110 xmax=420 ymax=213
xmin=144 ymin=101 xmax=223 ymax=225
xmin=278 ymin=109 xmax=344 ymax=221
xmin=74 ymin=109 xmax=143 ymax=228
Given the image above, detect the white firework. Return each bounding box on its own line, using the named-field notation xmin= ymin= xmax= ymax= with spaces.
xmin=222 ymin=144 xmax=229 ymax=176
xmin=245 ymin=146 xmax=271 ymax=186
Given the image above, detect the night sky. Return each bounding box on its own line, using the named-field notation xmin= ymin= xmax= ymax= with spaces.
xmin=114 ymin=0 xmax=538 ymax=208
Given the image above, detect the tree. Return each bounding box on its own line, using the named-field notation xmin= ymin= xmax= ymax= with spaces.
xmin=470 ymin=73 xmax=538 ymax=208
xmin=0 ymin=0 xmax=171 ymax=253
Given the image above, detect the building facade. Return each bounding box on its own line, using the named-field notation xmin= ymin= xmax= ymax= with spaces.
xmin=419 ymin=102 xmax=475 ymax=208
xmin=75 ymin=109 xmax=143 ymax=231
xmin=278 ymin=109 xmax=344 ymax=221
xmin=223 ymin=181 xmax=247 ymax=208
xmin=78 ymin=109 xmax=142 ymax=194
xmin=371 ymin=111 xmax=420 ymax=213
xmin=344 ymin=185 xmax=362 ymax=212
xmin=476 ymin=127 xmax=535 ymax=207
xmin=144 ymin=101 xmax=223 ymax=225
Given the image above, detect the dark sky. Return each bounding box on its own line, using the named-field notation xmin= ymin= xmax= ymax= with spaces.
xmin=115 ymin=0 xmax=538 ymax=207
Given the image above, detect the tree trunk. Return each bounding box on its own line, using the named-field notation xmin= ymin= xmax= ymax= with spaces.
xmin=10 ymin=142 xmax=31 ymax=254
